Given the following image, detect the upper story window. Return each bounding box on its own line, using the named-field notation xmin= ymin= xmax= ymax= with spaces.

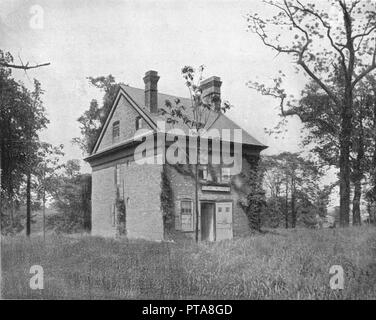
xmin=198 ymin=165 xmax=212 ymax=182
xmin=112 ymin=121 xmax=120 ymax=143
xmin=221 ymin=167 xmax=232 ymax=183
xmin=135 ymin=116 xmax=143 ymax=130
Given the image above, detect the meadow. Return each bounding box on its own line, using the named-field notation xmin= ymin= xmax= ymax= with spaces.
xmin=1 ymin=226 xmax=376 ymax=299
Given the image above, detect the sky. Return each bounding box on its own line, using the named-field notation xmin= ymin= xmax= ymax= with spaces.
xmin=1 ymin=0 xmax=311 ymax=173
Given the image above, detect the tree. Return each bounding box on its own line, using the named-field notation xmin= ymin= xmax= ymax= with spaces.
xmin=160 ymin=65 xmax=231 ymax=242
xmin=261 ymin=152 xmax=327 ymax=228
xmin=260 ymin=156 xmax=286 ymax=227
xmin=359 ymin=75 xmax=376 ymax=224
xmin=349 ymin=77 xmax=375 ymax=225
xmin=247 ymin=0 xmax=376 ymax=227
xmin=33 ymin=143 xmax=64 ymax=239
xmin=0 ymin=51 xmax=49 ymax=235
xmin=47 ymin=160 xmax=91 ymax=233
xmin=293 ymin=73 xmax=376 ymax=225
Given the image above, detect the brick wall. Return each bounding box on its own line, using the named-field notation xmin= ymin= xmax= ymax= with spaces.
xmin=91 ymin=159 xmax=164 ymax=240
xmin=124 ymin=162 xmax=164 ymax=240
xmin=92 ymin=166 xmax=117 ymax=237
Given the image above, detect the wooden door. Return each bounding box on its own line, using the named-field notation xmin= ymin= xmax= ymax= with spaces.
xmin=215 ymin=202 xmax=233 ymax=240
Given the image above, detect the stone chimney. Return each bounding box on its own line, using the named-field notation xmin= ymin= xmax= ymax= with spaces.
xmin=143 ymin=70 xmax=160 ymax=113
xmin=200 ymin=76 xmax=222 ymax=110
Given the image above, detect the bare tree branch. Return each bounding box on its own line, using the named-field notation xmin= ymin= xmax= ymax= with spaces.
xmin=0 ymin=61 xmax=50 ymax=70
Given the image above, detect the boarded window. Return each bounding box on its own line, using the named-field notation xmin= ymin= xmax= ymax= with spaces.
xmin=180 ymin=200 xmax=193 ymax=231
xmin=112 ymin=121 xmax=120 ymax=143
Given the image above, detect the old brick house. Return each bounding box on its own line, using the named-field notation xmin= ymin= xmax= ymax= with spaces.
xmin=85 ymin=70 xmax=267 ymax=241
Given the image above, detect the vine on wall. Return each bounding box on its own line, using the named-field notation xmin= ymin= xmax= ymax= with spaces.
xmin=116 ymin=188 xmax=126 ymax=236
xmin=160 ymin=164 xmax=175 ymax=236
xmin=234 ymin=154 xmax=266 ymax=232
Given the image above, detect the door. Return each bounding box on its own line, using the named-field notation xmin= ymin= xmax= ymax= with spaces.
xmin=200 ymin=202 xmax=215 ymax=241
xmin=215 ymin=202 xmax=233 ymax=240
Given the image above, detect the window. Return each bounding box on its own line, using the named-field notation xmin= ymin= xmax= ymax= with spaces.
xmin=179 ymin=200 xmax=193 ymax=231
xmin=198 ymin=165 xmax=212 ymax=181
xmin=221 ymin=167 xmax=231 ymax=183
xmin=112 ymin=121 xmax=120 ymax=143
xmin=135 ymin=116 xmax=143 ymax=130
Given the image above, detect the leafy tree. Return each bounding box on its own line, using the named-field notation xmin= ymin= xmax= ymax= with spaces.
xmin=247 ymin=0 xmax=376 ymax=227
xmin=358 ymin=75 xmax=376 ymax=224
xmin=261 ymin=152 xmax=328 ymax=228
xmin=293 ymin=73 xmax=376 ymax=225
xmin=33 ymin=143 xmax=65 ymax=238
xmin=47 ymin=160 xmax=91 ymax=233
xmin=0 ymin=50 xmax=49 ymax=235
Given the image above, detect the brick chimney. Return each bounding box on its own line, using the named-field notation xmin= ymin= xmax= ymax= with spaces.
xmin=143 ymin=70 xmax=160 ymax=113
xmin=200 ymin=76 xmax=222 ymax=110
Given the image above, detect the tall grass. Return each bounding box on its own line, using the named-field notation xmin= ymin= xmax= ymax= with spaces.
xmin=1 ymin=226 xmax=376 ymax=299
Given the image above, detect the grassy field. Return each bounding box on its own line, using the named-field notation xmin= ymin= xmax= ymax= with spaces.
xmin=1 ymin=226 xmax=376 ymax=299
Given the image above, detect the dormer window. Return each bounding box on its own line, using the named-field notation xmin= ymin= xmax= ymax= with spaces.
xmin=112 ymin=121 xmax=120 ymax=143
xmin=135 ymin=116 xmax=143 ymax=130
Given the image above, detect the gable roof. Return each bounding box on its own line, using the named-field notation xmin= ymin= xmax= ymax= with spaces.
xmin=120 ymin=85 xmax=266 ymax=145
xmin=89 ymin=83 xmax=267 ymax=157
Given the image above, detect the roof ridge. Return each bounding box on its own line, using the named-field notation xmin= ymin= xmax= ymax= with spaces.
xmin=120 ymin=84 xmax=192 ymax=103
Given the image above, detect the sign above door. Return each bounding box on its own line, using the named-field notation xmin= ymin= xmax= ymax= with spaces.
xmin=201 ymin=185 xmax=231 ymax=193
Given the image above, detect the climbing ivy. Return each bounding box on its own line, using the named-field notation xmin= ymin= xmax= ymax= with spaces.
xmin=115 ymin=188 xmax=126 ymax=236
xmin=234 ymin=154 xmax=266 ymax=232
xmin=160 ymin=164 xmax=175 ymax=236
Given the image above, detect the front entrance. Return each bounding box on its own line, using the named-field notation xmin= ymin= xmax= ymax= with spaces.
xmin=200 ymin=202 xmax=215 ymax=241
xmin=200 ymin=201 xmax=233 ymax=241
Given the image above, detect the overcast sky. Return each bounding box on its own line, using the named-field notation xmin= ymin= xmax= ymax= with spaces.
xmin=1 ymin=0 xmax=311 ymax=172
